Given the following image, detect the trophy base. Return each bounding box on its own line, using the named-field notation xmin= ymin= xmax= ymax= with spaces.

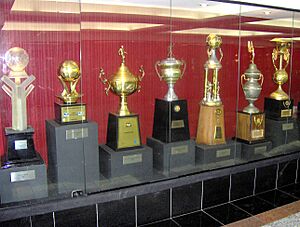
xmin=264 ymin=98 xmax=293 ymax=120
xmin=265 ymin=118 xmax=299 ymax=148
xmin=4 ymin=127 xmax=38 ymax=165
xmin=106 ymin=113 xmax=142 ymax=151
xmin=196 ymin=104 xmax=225 ymax=145
xmin=0 ymin=153 xmax=48 ymax=204
xmin=146 ymin=137 xmax=195 ymax=174
xmin=46 ymin=120 xmax=100 ymax=195
xmin=240 ymin=140 xmax=272 ymax=161
xmin=236 ymin=111 xmax=265 ymax=143
xmin=55 ymin=102 xmax=87 ymax=124
xmin=99 ymin=144 xmax=153 ymax=179
xmin=152 ymin=99 xmax=190 ymax=143
xmin=195 ymin=140 xmax=241 ymax=165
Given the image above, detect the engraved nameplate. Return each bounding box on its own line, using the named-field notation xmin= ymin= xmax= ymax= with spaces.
xmin=282 ymin=123 xmax=294 ymax=131
xmin=61 ymin=105 xmax=86 ymax=123
xmin=171 ymin=145 xmax=188 ymax=155
xmin=254 ymin=146 xmax=267 ymax=155
xmin=214 ymin=126 xmax=222 ymax=139
xmin=216 ymin=148 xmax=231 ymax=158
xmin=171 ymin=120 xmax=184 ymax=129
xmin=251 ymin=129 xmax=264 ymax=139
xmin=10 ymin=170 xmax=36 ymax=182
xmin=281 ymin=109 xmax=292 ymax=117
xmin=123 ymin=154 xmax=142 ymax=165
xmin=66 ymin=128 xmax=88 ymax=140
xmin=15 ymin=140 xmax=28 ymax=150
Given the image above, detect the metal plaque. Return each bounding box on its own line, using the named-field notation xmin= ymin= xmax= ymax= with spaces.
xmin=282 ymin=123 xmax=294 ymax=131
xmin=281 ymin=109 xmax=292 ymax=117
xmin=61 ymin=105 xmax=86 ymax=123
xmin=214 ymin=126 xmax=223 ymax=139
xmin=251 ymin=129 xmax=264 ymax=139
xmin=66 ymin=128 xmax=88 ymax=140
xmin=171 ymin=145 xmax=188 ymax=155
xmin=14 ymin=140 xmax=28 ymax=150
xmin=123 ymin=154 xmax=142 ymax=165
xmin=10 ymin=170 xmax=36 ymax=182
xmin=254 ymin=146 xmax=267 ymax=155
xmin=216 ymin=148 xmax=231 ymax=158
xmin=171 ymin=120 xmax=184 ymax=129
xmin=118 ymin=116 xmax=141 ymax=149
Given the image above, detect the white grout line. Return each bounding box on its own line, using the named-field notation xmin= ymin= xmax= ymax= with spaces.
xmin=229 ymin=174 xmax=232 ymax=202
xmin=53 ymin=212 xmax=55 ymax=227
xmin=201 ymin=181 xmax=204 ymax=210
xmin=295 ymin=158 xmax=299 ymax=184
xmin=275 ymin=163 xmax=279 ymax=189
xmin=96 ymin=204 xmax=99 ymax=227
xmin=202 ymin=209 xmax=225 ymax=226
xmin=170 ymin=188 xmax=173 ymax=218
xmin=253 ymin=168 xmax=257 ymax=195
xmin=135 ymin=196 xmax=138 ymax=227
xmin=29 ymin=216 xmax=33 ymax=227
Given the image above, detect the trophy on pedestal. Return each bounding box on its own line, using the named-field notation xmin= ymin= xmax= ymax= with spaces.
xmin=264 ymin=38 xmax=293 ymax=119
xmin=237 ymin=41 xmax=265 ymax=143
xmin=1 ymin=47 xmax=37 ymax=164
xmin=55 ymin=60 xmax=86 ymax=124
xmin=196 ymin=34 xmax=225 ymax=145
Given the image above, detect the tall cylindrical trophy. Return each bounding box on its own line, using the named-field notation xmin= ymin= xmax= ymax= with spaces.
xmin=237 ymin=41 xmax=265 ymax=143
xmin=196 ymin=34 xmax=225 ymax=145
xmin=99 ymin=45 xmax=144 ymax=150
xmin=264 ymin=38 xmax=293 ymax=120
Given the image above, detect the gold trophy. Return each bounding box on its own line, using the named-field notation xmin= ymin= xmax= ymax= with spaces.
xmin=99 ymin=46 xmax=144 ymax=150
xmin=55 ymin=60 xmax=86 ymax=124
xmin=196 ymin=34 xmax=225 ymax=145
xmin=237 ymin=41 xmax=265 ymax=143
xmin=264 ymin=38 xmax=293 ymax=119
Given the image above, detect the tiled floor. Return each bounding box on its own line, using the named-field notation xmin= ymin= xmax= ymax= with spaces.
xmin=143 ymin=183 xmax=300 ymax=226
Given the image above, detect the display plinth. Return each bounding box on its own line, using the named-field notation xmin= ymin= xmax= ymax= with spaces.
xmin=195 ymin=140 xmax=241 ymax=164
xmin=55 ymin=102 xmax=87 ymax=124
xmin=46 ymin=120 xmax=100 ymax=195
xmin=240 ymin=140 xmax=272 ymax=161
xmin=264 ymin=98 xmax=293 ymax=120
xmin=5 ymin=127 xmax=38 ymax=164
xmin=99 ymin=144 xmax=153 ymax=179
xmin=0 ymin=154 xmax=48 ymax=204
xmin=152 ymin=99 xmax=190 ymax=143
xmin=236 ymin=112 xmax=265 ymax=143
xmin=146 ymin=137 xmax=195 ymax=173
xmin=196 ymin=104 xmax=225 ymax=145
xmin=265 ymin=118 xmax=299 ymax=148
xmin=106 ymin=113 xmax=141 ymax=151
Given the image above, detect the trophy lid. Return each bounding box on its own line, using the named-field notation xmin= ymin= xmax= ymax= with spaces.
xmin=244 ymin=63 xmax=261 ymax=79
xmin=158 ymin=57 xmax=184 ymax=68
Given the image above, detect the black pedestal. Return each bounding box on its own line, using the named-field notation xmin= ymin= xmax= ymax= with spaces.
xmin=106 ymin=113 xmax=142 ymax=151
xmin=152 ymin=99 xmax=190 ymax=143
xmin=146 ymin=137 xmax=195 ymax=173
xmin=195 ymin=140 xmax=241 ymax=164
xmin=99 ymin=144 xmax=153 ymax=179
xmin=240 ymin=140 xmax=272 ymax=161
xmin=4 ymin=127 xmax=37 ymax=164
xmin=264 ymin=98 xmax=293 ymax=120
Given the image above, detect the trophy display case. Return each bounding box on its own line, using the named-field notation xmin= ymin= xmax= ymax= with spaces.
xmin=0 ymin=0 xmax=300 ymax=219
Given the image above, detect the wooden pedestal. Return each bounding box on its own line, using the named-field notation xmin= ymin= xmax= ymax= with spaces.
xmin=196 ymin=104 xmax=226 ymax=145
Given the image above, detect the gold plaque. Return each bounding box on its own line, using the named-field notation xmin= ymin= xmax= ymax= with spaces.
xmin=60 ymin=105 xmax=86 ymax=123
xmin=117 ymin=116 xmax=141 ymax=149
xmin=281 ymin=109 xmax=292 ymax=117
xmin=251 ymin=129 xmax=264 ymax=139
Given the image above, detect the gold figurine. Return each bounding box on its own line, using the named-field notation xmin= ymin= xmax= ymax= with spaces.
xmin=99 ymin=46 xmax=144 ymax=116
xmin=270 ymin=38 xmax=291 ymax=100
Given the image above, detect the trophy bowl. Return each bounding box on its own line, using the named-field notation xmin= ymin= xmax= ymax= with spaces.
xmin=155 ymin=57 xmax=186 ymax=101
xmin=59 ymin=60 xmax=80 ymax=82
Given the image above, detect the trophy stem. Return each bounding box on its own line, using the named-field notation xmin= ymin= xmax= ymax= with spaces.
xmin=164 ymin=83 xmax=178 ymax=101
xmin=270 ymin=84 xmax=289 ymax=100
xmin=119 ymin=95 xmax=130 ymax=116
xmin=243 ymin=101 xmax=259 ymax=114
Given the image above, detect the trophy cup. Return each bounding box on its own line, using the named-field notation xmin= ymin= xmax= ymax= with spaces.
xmin=237 ymin=41 xmax=265 ymax=143
xmin=264 ymin=38 xmax=293 ymax=120
xmin=1 ymin=47 xmax=37 ymax=163
xmin=55 ymin=60 xmax=86 ymax=124
xmin=99 ymin=46 xmax=145 ymax=150
xmin=196 ymin=34 xmax=225 ymax=145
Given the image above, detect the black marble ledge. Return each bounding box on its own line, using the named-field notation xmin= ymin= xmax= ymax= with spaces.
xmin=1 ymin=150 xmax=300 ymax=222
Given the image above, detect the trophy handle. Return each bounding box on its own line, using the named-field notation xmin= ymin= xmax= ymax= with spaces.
xmin=99 ymin=68 xmax=111 ymax=95
xmin=259 ymin=73 xmax=264 ymax=87
xmin=180 ymin=60 xmax=187 ymax=79
xmin=138 ymin=65 xmax=145 ymax=81
xmin=219 ymin=48 xmax=224 ymax=63
xmin=154 ymin=61 xmax=163 ymax=80
xmin=240 ymin=74 xmax=248 ymax=87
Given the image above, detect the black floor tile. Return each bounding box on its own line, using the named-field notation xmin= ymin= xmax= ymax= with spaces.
xmin=277 ymin=160 xmax=297 ymax=188
xmin=205 ymin=203 xmax=250 ymax=225
xmin=279 ymin=183 xmax=300 ymax=199
xmin=141 ymin=219 xmax=180 ymax=227
xmin=257 ymin=189 xmax=297 ymax=207
xmin=255 ymin=164 xmax=277 ymax=194
xmin=32 ymin=213 xmax=54 ymax=227
xmin=0 ymin=217 xmax=31 ymax=227
xmin=232 ymin=195 xmax=275 ymax=215
xmin=230 ymin=170 xmax=255 ymax=201
xmin=174 ymin=211 xmax=222 ymax=227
